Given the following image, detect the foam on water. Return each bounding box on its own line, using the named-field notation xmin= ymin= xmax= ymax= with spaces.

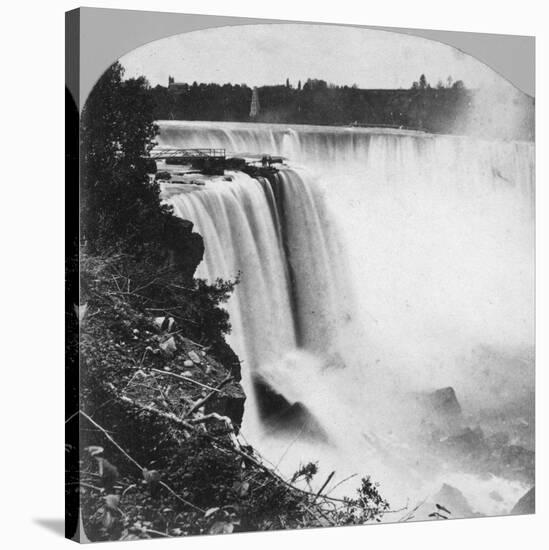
xmin=161 ymin=121 xmax=534 ymax=519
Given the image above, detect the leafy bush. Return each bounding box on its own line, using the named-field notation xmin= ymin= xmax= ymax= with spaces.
xmin=79 ymin=429 xmax=390 ymax=541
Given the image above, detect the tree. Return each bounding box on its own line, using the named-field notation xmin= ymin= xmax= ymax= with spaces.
xmin=81 ymin=62 xmax=165 ymax=253
xmin=419 ymin=74 xmax=427 ymax=90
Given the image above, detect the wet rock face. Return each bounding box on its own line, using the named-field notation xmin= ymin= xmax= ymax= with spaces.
xmin=252 ymin=377 xmax=329 ymax=442
xmin=510 ymin=486 xmax=535 ymax=515
xmin=413 ymin=386 xmax=463 ymax=435
xmin=218 ymin=343 xmax=244 ymax=381
xmin=412 ymin=386 xmax=534 ymax=485
xmin=500 ymin=445 xmax=535 ymax=479
xmin=433 ymin=483 xmax=476 ymax=518
xmin=163 ymin=217 xmax=205 ymax=280
xmin=435 ymin=428 xmax=534 ymax=484
xmin=426 ymin=387 xmax=462 ymax=419
xmin=177 ymin=340 xmax=246 ymax=429
xmin=151 ymin=323 xmax=246 ymax=429
xmin=443 ymin=427 xmax=485 ymax=457
xmin=205 ymin=381 xmax=246 ymax=429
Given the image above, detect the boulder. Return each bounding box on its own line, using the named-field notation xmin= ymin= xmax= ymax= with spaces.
xmin=155 ymin=170 xmax=171 ymax=181
xmin=154 ymin=316 xmax=174 ymax=332
xmin=209 ymin=340 xmax=242 ymax=381
xmin=443 ymin=427 xmax=485 ymax=457
xmin=159 ymin=336 xmax=177 ymax=356
xmin=500 ymin=444 xmax=535 ymax=479
xmin=414 ymin=387 xmax=463 ymax=434
xmin=510 ymin=486 xmax=535 ymax=515
xmin=188 ymin=350 xmax=202 ymax=364
xmin=162 ymin=217 xmax=205 ymax=280
xmin=433 ymin=483 xmax=476 ymax=518
xmin=485 ymin=431 xmax=510 ymax=450
xmin=427 ymin=387 xmax=462 ymax=418
xmin=252 ymin=376 xmax=328 ymax=442
xmin=205 ymin=380 xmax=246 ymax=430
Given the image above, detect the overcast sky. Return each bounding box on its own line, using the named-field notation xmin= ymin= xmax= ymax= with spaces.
xmin=119 ymin=24 xmax=507 ymax=91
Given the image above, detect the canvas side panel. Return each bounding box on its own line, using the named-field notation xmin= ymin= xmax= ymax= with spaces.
xmin=65 ymin=7 xmax=82 ymax=543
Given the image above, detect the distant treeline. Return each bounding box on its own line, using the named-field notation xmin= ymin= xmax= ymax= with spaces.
xmin=147 ymin=75 xmax=534 ymax=141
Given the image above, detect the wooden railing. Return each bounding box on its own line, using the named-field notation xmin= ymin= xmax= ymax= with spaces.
xmin=150 ymin=148 xmax=226 ymax=160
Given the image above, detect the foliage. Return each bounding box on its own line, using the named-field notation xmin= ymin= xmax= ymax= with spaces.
xmin=81 ymin=61 xmax=204 ymax=262
xmin=291 ymin=461 xmax=319 ymax=484
xmin=78 ymin=59 xmax=241 ymax=379
xmin=79 ymin=429 xmax=391 ymax=541
xmin=76 ymin=256 xmax=391 ymax=541
xmin=80 ymin=252 xmax=238 ymax=349
xmin=149 ymin=74 xmax=534 ymax=140
xmin=335 ymin=477 xmax=390 ymax=524
xmin=81 ymin=62 xmax=160 ymax=252
xmin=152 ymin=75 xmax=474 ymax=130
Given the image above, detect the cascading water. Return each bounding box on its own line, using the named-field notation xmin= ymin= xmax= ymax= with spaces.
xmin=160 ymin=120 xmax=534 ymax=518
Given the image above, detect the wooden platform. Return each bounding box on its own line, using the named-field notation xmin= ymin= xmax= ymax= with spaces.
xmin=150 ymin=148 xmax=226 ymax=162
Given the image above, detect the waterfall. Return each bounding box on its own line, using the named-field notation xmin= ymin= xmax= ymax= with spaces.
xmin=160 ymin=120 xmax=534 ymax=515
xmin=165 ymin=168 xmax=357 ymax=437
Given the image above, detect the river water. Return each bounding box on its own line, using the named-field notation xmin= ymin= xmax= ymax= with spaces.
xmin=159 ymin=120 xmax=534 ymax=520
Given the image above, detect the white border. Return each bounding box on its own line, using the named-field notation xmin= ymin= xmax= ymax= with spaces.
xmin=2 ymin=1 xmax=546 ymax=549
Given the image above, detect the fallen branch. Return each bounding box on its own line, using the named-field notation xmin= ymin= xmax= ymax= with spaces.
xmin=178 ymin=336 xmax=208 ymax=349
xmin=182 ymin=375 xmax=233 ymax=419
xmin=189 ymin=412 xmax=234 ymax=428
xmin=78 ymin=410 xmax=204 ymax=513
xmin=107 ymin=389 xmax=354 ymax=507
xmin=145 ymin=307 xmax=185 ymax=311
xmin=114 ymin=393 xmax=195 ymax=432
xmin=80 ymin=410 xmax=142 ymax=471
xmin=66 ymin=481 xmax=103 ymax=492
xmin=302 ymin=502 xmax=336 ymax=527
xmin=207 ymin=432 xmax=351 ymax=505
xmin=149 ymin=368 xmax=221 ymax=392
xmin=274 ymin=423 xmax=306 ymax=469
xmin=111 ymin=274 xmax=122 ymax=293
xmin=189 ymin=412 xmax=240 ymax=447
xmin=143 ymin=528 xmax=172 ymax=538
xmin=143 ymin=308 xmax=200 ymax=326
xmin=325 ymin=473 xmax=358 ymax=496
xmin=399 ymin=498 xmax=427 ymax=522
xmin=313 ymin=471 xmax=336 ymax=503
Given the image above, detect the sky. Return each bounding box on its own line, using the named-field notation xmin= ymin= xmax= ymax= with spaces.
xmin=118 ymin=24 xmax=509 ymax=91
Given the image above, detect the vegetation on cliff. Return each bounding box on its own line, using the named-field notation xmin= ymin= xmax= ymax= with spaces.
xmin=74 ymin=256 xmax=389 ymax=541
xmin=68 ymin=62 xmax=390 ymax=541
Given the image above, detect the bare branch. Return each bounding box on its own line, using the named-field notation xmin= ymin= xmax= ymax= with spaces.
xmin=182 ymin=375 xmax=233 ymax=419
xmin=149 ymin=368 xmax=221 ymax=392
xmin=78 ymin=410 xmax=204 ymax=513
xmin=313 ymin=471 xmax=336 ymax=503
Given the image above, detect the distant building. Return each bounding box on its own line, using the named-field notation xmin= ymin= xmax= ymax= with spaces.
xmin=249 ymin=87 xmax=260 ymax=118
xmin=168 ymin=76 xmax=187 ymax=93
